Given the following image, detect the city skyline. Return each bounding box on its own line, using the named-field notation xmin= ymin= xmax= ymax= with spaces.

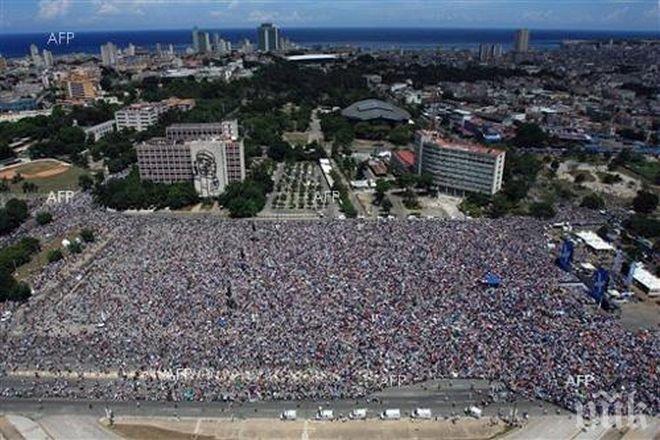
xmin=0 ymin=0 xmax=658 ymax=33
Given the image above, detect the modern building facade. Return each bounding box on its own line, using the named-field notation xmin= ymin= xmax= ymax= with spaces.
xmin=136 ymin=138 xmax=193 ymax=184
xmin=515 ymin=29 xmax=530 ymax=53
xmin=257 ymin=23 xmax=279 ymax=52
xmin=136 ymin=120 xmax=245 ymax=197
xmin=415 ymin=130 xmax=505 ymax=195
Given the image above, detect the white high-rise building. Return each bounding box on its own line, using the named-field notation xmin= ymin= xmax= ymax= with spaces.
xmin=115 ymin=102 xmax=167 ymax=131
xmin=30 ymin=44 xmax=42 ymax=66
xmin=192 ymin=27 xmax=201 ymax=53
xmin=415 ymin=130 xmax=505 ymax=196
xmin=42 ymin=49 xmax=54 ymax=68
xmin=100 ymin=42 xmax=118 ymax=66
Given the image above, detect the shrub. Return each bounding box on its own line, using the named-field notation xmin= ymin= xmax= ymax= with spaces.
xmin=36 ymin=211 xmax=53 ymax=225
xmin=47 ymin=248 xmax=64 ymax=263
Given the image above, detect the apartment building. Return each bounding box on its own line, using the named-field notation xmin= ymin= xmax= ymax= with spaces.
xmin=115 ymin=98 xmax=196 ymax=132
xmin=415 ymin=130 xmax=505 ymax=195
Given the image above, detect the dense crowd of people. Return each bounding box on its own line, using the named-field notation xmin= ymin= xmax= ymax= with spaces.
xmin=0 ymin=196 xmax=657 ymax=416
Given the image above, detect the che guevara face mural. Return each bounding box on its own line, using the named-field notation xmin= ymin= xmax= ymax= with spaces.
xmin=193 ymin=149 xmax=220 ymax=192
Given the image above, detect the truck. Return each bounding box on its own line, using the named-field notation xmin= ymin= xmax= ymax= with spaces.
xmin=280 ymin=409 xmax=297 ymax=421
xmin=411 ymin=408 xmax=432 ymax=419
xmin=349 ymin=408 xmax=367 ymax=420
xmin=315 ymin=409 xmax=334 ymax=420
xmin=380 ymin=409 xmax=401 ymax=420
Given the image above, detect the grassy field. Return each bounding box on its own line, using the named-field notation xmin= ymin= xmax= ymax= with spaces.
xmin=628 ymin=160 xmax=660 ymax=184
xmin=14 ymin=230 xmax=80 ymax=282
xmin=6 ymin=165 xmax=87 ymax=194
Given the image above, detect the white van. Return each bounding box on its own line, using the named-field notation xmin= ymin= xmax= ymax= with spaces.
xmin=380 ymin=409 xmax=401 ymax=420
xmin=280 ymin=409 xmax=297 ymax=421
xmin=468 ymin=406 xmax=482 ymax=418
xmin=316 ymin=409 xmax=334 ymax=420
xmin=349 ymin=408 xmax=367 ymax=420
xmin=412 ymin=408 xmax=432 ymax=419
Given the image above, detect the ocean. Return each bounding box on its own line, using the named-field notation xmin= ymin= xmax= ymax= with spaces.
xmin=0 ymin=28 xmax=658 ymax=58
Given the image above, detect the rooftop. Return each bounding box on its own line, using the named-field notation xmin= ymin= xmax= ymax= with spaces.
xmin=574 ymin=230 xmax=615 ymax=252
xmin=418 ymin=130 xmax=504 ymax=158
xmin=392 ymin=149 xmax=416 ymax=167
xmin=342 ymin=99 xmax=411 ymax=122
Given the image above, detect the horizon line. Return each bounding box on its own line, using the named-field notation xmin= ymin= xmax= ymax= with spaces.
xmin=1 ymin=26 xmax=659 ymax=36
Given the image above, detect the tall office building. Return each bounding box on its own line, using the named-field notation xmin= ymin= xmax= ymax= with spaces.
xmin=42 ymin=49 xmax=54 ymax=68
xmin=415 ymin=130 xmax=505 ymax=196
xmin=200 ymin=32 xmax=212 ymax=53
xmin=257 ymin=23 xmax=279 ymax=52
xmin=30 ymin=44 xmax=42 ymax=66
xmin=100 ymin=42 xmax=118 ymax=66
xmin=514 ymin=28 xmax=530 ymax=53
xmin=192 ymin=26 xmax=201 ymax=53
xmin=478 ymin=43 xmax=503 ymax=62
xmin=126 ymin=43 xmax=136 ymax=57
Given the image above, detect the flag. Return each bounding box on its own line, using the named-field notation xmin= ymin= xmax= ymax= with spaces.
xmin=556 ymin=239 xmax=574 ymax=272
xmin=625 ymin=262 xmax=638 ymax=287
xmin=590 ymin=268 xmax=609 ymax=302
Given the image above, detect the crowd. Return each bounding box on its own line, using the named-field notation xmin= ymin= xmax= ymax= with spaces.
xmin=0 ymin=199 xmax=657 ymax=416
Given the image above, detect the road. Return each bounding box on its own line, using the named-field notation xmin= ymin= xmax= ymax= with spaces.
xmin=0 ymin=379 xmax=564 ymax=421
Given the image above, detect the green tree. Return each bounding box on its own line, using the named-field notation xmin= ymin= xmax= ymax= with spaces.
xmin=68 ymin=241 xmax=83 ymax=254
xmin=529 ymin=201 xmax=556 ymax=219
xmin=374 ymin=179 xmax=390 ymax=204
xmin=580 ymin=193 xmax=605 ymax=210
xmin=80 ymin=229 xmax=95 ymax=243
xmin=36 ymin=211 xmax=53 ymax=225
xmin=47 ymin=248 xmax=64 ymax=263
xmin=625 ymin=215 xmax=660 ymax=238
xmin=632 ymin=191 xmax=658 ymax=214
xmin=79 ymin=174 xmax=94 ymax=191
xmin=381 ymin=197 xmax=393 ymax=214
xmin=22 ymin=181 xmax=38 ymax=193
xmin=513 ymin=123 xmax=547 ymax=148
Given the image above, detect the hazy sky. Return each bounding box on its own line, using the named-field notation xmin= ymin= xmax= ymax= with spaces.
xmin=0 ymin=0 xmax=658 ymax=33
